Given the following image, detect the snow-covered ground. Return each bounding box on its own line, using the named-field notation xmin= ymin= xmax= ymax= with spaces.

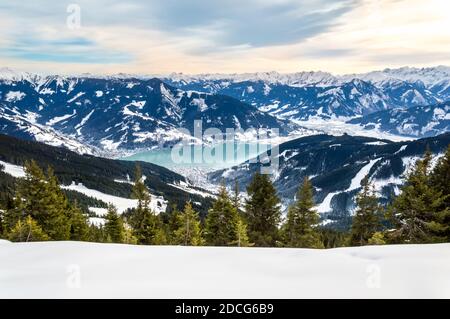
xmin=0 ymin=241 xmax=448 ymax=298
xmin=0 ymin=160 xmax=26 ymax=178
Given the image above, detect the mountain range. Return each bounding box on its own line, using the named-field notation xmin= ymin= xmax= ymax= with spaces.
xmin=165 ymin=66 xmax=450 ymax=123
xmin=0 ymin=66 xmax=449 ymax=156
xmin=0 ymin=72 xmax=296 ymax=154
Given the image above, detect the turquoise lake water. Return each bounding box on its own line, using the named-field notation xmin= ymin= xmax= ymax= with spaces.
xmin=121 ymin=142 xmax=271 ymax=170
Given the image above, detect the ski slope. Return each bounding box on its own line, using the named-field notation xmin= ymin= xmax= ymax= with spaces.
xmin=0 ymin=241 xmax=448 ymax=298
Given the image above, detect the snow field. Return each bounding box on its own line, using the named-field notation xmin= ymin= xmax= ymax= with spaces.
xmin=0 ymin=241 xmax=448 ymax=298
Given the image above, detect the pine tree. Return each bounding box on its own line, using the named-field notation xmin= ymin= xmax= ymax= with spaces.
xmin=234 ymin=218 xmax=251 ymax=247
xmin=8 ymin=216 xmax=49 ymax=242
xmin=244 ymin=172 xmax=281 ymax=247
xmin=153 ymin=227 xmax=168 ymax=245
xmin=4 ymin=161 xmax=71 ymax=240
xmin=349 ymin=177 xmax=382 ymax=246
xmin=132 ymin=164 xmax=151 ymax=208
xmin=123 ymin=223 xmax=138 ymax=244
xmin=282 ymin=177 xmax=323 ymax=248
xmin=368 ymin=232 xmax=386 ymax=245
xmin=173 ymin=202 xmax=204 ymax=246
xmin=205 ymin=184 xmax=240 ymax=246
xmin=69 ymin=201 xmax=90 ymax=241
xmin=167 ymin=205 xmax=183 ymax=244
xmin=104 ymin=205 xmax=125 ymax=243
xmin=88 ymin=224 xmax=107 ymax=243
xmin=387 ymin=151 xmax=448 ymax=243
xmin=129 ymin=164 xmax=160 ymax=244
xmin=430 ymin=145 xmax=450 ymax=240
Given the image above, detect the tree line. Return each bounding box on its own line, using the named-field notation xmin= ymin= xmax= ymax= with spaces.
xmin=0 ymin=145 xmax=448 ymax=247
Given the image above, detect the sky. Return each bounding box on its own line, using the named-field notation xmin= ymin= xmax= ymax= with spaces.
xmin=0 ymin=0 xmax=449 ymax=75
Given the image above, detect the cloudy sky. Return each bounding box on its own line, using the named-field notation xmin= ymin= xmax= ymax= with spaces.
xmin=0 ymin=0 xmax=449 ymax=75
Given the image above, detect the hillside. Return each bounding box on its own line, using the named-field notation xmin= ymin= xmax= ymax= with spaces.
xmin=348 ymin=101 xmax=450 ymax=138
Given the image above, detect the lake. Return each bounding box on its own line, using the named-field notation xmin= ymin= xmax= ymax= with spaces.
xmin=121 ymin=142 xmax=271 ymax=170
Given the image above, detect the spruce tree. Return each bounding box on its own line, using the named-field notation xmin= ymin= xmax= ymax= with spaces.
xmin=123 ymin=224 xmax=138 ymax=245
xmin=205 ymin=184 xmax=240 ymax=246
xmin=173 ymin=202 xmax=204 ymax=246
xmin=234 ymin=218 xmax=251 ymax=247
xmin=4 ymin=161 xmax=71 ymax=240
xmin=283 ymin=177 xmax=323 ymax=248
xmin=387 ymin=151 xmax=448 ymax=243
xmin=167 ymin=205 xmax=183 ymax=244
xmin=153 ymin=227 xmax=168 ymax=245
xmin=244 ymin=172 xmax=281 ymax=247
xmin=69 ymin=201 xmax=90 ymax=241
xmin=104 ymin=205 xmax=125 ymax=243
xmin=368 ymin=232 xmax=386 ymax=245
xmin=8 ymin=216 xmax=49 ymax=242
xmin=130 ymin=164 xmax=160 ymax=244
xmin=349 ymin=177 xmax=382 ymax=246
xmin=430 ymin=145 xmax=450 ymax=240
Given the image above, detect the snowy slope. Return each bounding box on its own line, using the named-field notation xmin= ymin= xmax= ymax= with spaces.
xmin=348 ymin=101 xmax=450 ymax=138
xmin=0 ymin=241 xmax=449 ymax=298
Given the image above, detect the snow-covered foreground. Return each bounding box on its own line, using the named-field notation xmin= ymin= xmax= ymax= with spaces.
xmin=0 ymin=241 xmax=449 ymax=298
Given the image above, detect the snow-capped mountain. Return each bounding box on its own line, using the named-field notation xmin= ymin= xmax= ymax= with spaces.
xmin=165 ymin=66 xmax=450 ymax=121
xmin=348 ymin=101 xmax=450 ymax=138
xmin=209 ymin=133 xmax=450 ymax=229
xmin=0 ymin=75 xmax=295 ymax=152
xmin=1 ymin=66 xmax=449 ymax=156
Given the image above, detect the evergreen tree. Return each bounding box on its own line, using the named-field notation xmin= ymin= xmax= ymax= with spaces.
xmin=104 ymin=205 xmax=125 ymax=243
xmin=88 ymin=224 xmax=107 ymax=243
xmin=129 ymin=164 xmax=160 ymax=244
xmin=282 ymin=177 xmax=323 ymax=248
xmin=349 ymin=177 xmax=382 ymax=246
xmin=234 ymin=218 xmax=251 ymax=247
xmin=4 ymin=161 xmax=71 ymax=240
xmin=368 ymin=232 xmax=386 ymax=245
xmin=123 ymin=224 xmax=138 ymax=245
xmin=430 ymin=145 xmax=450 ymax=240
xmin=69 ymin=201 xmax=90 ymax=241
xmin=132 ymin=164 xmax=151 ymax=208
xmin=173 ymin=202 xmax=204 ymax=246
xmin=244 ymin=172 xmax=281 ymax=247
xmin=167 ymin=205 xmax=183 ymax=244
xmin=8 ymin=216 xmax=49 ymax=242
xmin=387 ymin=151 xmax=448 ymax=243
xmin=319 ymin=228 xmax=349 ymax=248
xmin=205 ymin=184 xmax=240 ymax=246
xmin=153 ymin=227 xmax=168 ymax=245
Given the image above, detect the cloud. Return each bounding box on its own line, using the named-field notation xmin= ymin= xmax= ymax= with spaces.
xmin=0 ymin=0 xmax=358 ymax=55
xmin=0 ymin=0 xmax=448 ymax=74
